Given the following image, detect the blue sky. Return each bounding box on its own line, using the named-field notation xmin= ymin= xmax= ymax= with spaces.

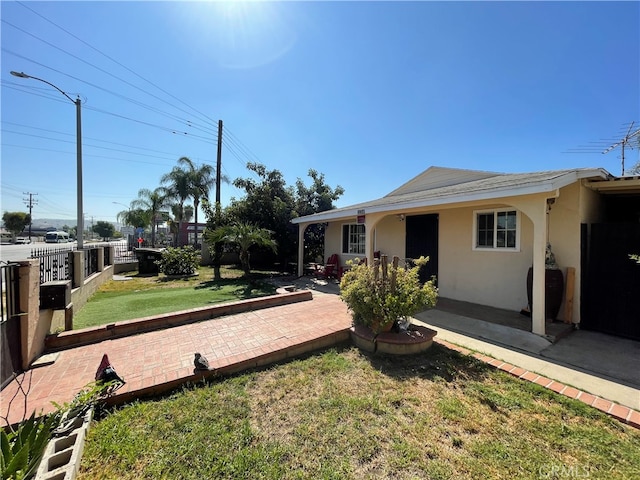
xmin=1 ymin=1 xmax=639 ymax=226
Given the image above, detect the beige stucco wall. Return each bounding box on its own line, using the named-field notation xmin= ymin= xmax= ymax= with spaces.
xmin=324 ymin=222 xmax=343 ymax=264
xmin=372 ymin=215 xmax=406 ymax=259
xmin=324 ymin=215 xmax=409 ymax=267
xmin=579 ymin=182 xmax=605 ymax=224
xmin=437 ymin=206 xmax=534 ymax=311
xmin=321 ymin=181 xmax=593 ymax=322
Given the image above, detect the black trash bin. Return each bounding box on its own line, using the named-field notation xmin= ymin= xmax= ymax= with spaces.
xmin=135 ymin=248 xmax=165 ymax=274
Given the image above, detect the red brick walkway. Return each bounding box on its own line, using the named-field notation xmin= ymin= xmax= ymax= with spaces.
xmin=1 ymin=292 xmax=352 ymax=427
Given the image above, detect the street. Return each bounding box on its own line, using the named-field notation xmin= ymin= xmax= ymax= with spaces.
xmin=0 ymin=240 xmax=126 ymax=263
xmin=0 ymin=242 xmax=71 ymax=263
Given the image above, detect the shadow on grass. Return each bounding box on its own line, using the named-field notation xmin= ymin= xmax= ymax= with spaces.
xmin=365 ymin=342 xmax=493 ymax=384
xmin=193 ymin=273 xmax=278 ymax=299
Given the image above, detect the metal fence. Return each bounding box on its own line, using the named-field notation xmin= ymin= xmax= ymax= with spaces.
xmin=111 ymin=242 xmax=138 ymax=264
xmin=30 ymin=246 xmax=73 ymax=284
xmin=84 ymin=248 xmax=99 ymax=278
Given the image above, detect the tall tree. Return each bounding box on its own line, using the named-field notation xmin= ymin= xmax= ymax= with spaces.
xmin=227 ymin=163 xmax=344 ymax=269
xmin=2 ymin=211 xmax=31 ymax=238
xmin=92 ymin=221 xmax=115 ymax=241
xmin=167 ymin=204 xmax=193 ymax=245
xmin=175 ymin=157 xmax=222 ymax=246
xmin=116 ymin=208 xmax=150 ymax=232
xmin=131 ymin=188 xmax=170 ymax=247
xmin=202 ymin=199 xmax=228 ymax=280
xmin=227 ymin=162 xmax=296 ymax=268
xmin=295 ymin=169 xmax=344 ymax=262
xmin=161 ymin=162 xmax=192 ymax=245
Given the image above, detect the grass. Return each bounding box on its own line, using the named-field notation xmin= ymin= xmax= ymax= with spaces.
xmin=79 ymin=346 xmax=640 ymax=480
xmin=72 ymin=266 xmax=278 ymax=329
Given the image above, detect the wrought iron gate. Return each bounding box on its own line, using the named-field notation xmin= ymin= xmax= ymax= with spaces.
xmin=1 ymin=262 xmax=22 ymax=390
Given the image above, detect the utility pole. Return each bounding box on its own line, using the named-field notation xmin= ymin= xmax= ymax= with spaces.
xmin=213 ymin=119 xmax=223 ymax=280
xmin=216 ymin=120 xmax=222 ymax=204
xmin=23 ymin=192 xmax=38 ymax=241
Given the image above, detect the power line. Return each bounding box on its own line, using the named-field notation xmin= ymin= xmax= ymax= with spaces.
xmin=15 ymin=1 xmax=219 ymax=127
xmin=4 ymin=11 xmax=220 ymax=133
xmin=2 ymin=120 xmax=199 ymax=158
xmin=3 ymin=46 xmax=218 ymax=136
xmin=5 ymin=4 xmax=273 ymax=192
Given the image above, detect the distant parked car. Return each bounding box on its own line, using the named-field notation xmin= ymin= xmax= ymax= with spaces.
xmin=45 ymin=231 xmax=70 ymax=243
xmin=15 ymin=237 xmax=31 ymax=244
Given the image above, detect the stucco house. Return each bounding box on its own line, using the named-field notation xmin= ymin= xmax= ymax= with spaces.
xmin=292 ymin=166 xmax=640 ymax=341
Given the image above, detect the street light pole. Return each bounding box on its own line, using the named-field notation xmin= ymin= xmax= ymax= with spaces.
xmin=10 ymin=70 xmax=84 ymax=249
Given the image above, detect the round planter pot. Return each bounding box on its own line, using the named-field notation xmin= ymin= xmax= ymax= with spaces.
xmin=376 ymin=325 xmax=437 ymax=355
xmin=350 ymin=325 xmax=376 ymax=353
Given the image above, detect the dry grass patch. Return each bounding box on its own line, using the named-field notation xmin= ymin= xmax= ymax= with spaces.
xmin=80 ymin=346 xmax=640 ymax=479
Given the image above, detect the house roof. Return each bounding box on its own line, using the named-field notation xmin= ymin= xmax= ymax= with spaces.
xmin=292 ymin=166 xmax=612 ymax=224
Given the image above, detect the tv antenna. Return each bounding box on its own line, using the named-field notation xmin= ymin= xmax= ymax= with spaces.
xmin=564 ymin=121 xmax=640 ymax=175
xmin=602 ymin=122 xmax=640 ymax=175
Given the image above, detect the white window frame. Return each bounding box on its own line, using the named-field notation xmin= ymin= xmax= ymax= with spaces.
xmin=342 ymin=223 xmax=366 ymax=255
xmin=472 ymin=209 xmax=520 ymax=251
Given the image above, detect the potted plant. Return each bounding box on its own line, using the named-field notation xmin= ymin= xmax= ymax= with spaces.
xmin=526 ymin=243 xmax=564 ymax=320
xmin=339 ymin=255 xmax=438 ymax=334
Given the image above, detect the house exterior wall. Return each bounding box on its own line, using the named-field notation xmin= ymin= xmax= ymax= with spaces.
xmin=437 ymin=206 xmax=534 ymax=311
xmin=324 ymin=222 xmax=343 ymax=264
xmin=373 ymin=215 xmax=406 ymax=258
xmin=321 ymin=180 xmax=593 ymax=322
xmin=579 ymin=182 xmax=605 ymax=224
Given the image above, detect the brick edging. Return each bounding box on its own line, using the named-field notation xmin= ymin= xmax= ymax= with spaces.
xmin=435 ymin=339 xmax=640 ymax=430
xmin=45 ymin=290 xmax=313 ymax=351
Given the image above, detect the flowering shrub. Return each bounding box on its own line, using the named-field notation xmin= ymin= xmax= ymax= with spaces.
xmin=339 ymin=255 xmax=438 ymax=333
xmin=155 ymin=246 xmax=200 ymax=276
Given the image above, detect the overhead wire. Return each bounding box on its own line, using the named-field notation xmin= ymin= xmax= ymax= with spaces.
xmin=16 ymin=0 xmax=219 ymax=127
xmin=2 ymin=20 xmax=218 ymax=133
xmin=2 ymin=121 xmax=197 ymax=158
xmin=3 ymin=44 xmax=217 ymax=135
xmin=5 ymin=2 xmax=270 ymax=192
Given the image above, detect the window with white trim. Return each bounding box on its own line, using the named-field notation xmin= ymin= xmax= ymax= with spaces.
xmin=342 ymin=224 xmax=365 ymax=255
xmin=474 ymin=209 xmax=519 ymax=250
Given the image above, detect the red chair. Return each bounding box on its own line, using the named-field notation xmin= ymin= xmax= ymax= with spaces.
xmin=316 ymin=254 xmax=340 ymax=279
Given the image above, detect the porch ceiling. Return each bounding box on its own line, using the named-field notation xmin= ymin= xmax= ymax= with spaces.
xmin=585 ymin=176 xmax=640 ymax=194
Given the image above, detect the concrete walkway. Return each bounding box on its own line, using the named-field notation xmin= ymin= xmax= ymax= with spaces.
xmin=2 ymin=276 xmax=638 ymax=430
xmin=414 ymin=309 xmax=640 ymax=412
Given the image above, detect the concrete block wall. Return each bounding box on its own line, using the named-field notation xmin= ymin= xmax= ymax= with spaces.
xmin=35 ymin=407 xmax=93 ymax=480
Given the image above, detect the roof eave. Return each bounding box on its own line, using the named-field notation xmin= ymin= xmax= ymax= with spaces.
xmin=292 ymin=168 xmax=611 ymax=224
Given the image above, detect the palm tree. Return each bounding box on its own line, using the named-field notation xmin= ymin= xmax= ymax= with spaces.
xmin=161 ymin=163 xmax=192 ymax=245
xmin=204 ymin=222 xmax=277 ymax=275
xmin=167 ymin=204 xmax=193 ymax=244
xmin=116 ymin=207 xmax=150 ymax=235
xmin=177 ymin=157 xmax=219 ymax=246
xmin=131 ymin=188 xmax=170 ymax=247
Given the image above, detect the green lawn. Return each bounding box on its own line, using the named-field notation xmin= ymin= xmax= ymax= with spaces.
xmin=79 ymin=346 xmax=640 ymax=480
xmin=73 ymin=267 xmax=277 ymax=329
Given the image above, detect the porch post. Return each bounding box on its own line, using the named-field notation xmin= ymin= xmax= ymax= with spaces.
xmin=297 ymin=223 xmax=307 ymax=277
xmin=530 ymin=202 xmax=547 ymax=336
xmin=364 ymin=218 xmax=372 ymax=265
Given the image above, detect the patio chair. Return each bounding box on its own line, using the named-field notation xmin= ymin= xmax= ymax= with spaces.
xmin=315 ymin=254 xmax=340 ymax=279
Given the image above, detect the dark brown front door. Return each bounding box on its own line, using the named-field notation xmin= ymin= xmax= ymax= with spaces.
xmin=405 ymin=214 xmax=439 ymax=284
